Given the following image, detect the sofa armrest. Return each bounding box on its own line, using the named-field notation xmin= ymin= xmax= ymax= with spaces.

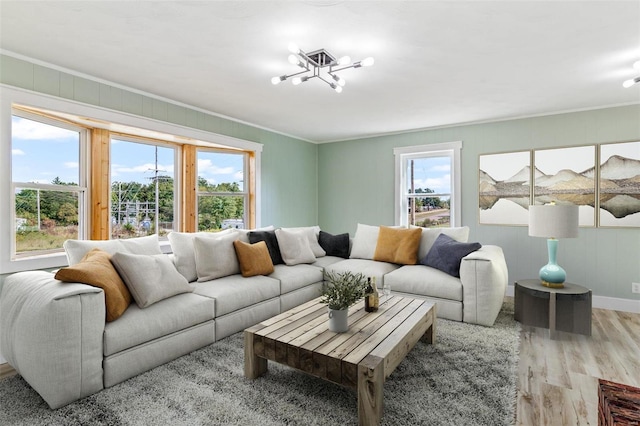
xmin=0 ymin=271 xmax=106 ymax=408
xmin=459 ymin=245 xmax=508 ymax=326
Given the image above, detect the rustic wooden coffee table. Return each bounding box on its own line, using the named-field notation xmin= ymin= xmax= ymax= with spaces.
xmin=244 ymin=295 xmax=436 ymax=426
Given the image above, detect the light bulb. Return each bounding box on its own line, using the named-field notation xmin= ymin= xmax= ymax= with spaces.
xmin=361 ymin=57 xmax=375 ymax=67
xmin=271 ymin=76 xmax=285 ymax=85
xmin=337 ymin=56 xmax=351 ymax=65
xmin=292 ymin=77 xmax=302 ymax=85
xmin=288 ymin=54 xmax=299 ymax=65
xmin=633 ymin=60 xmax=640 ymax=70
xmin=288 ymin=43 xmax=300 ymax=54
xmin=331 ymin=74 xmax=346 ymax=86
xmin=334 ymin=85 xmax=343 ymax=93
xmin=622 ymin=77 xmax=640 ymax=88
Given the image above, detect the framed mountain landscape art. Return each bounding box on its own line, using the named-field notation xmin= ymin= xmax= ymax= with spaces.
xmin=479 ymin=151 xmax=531 ymax=225
xmin=533 ymin=145 xmax=596 ymax=227
xmin=598 ymin=141 xmax=640 ymax=227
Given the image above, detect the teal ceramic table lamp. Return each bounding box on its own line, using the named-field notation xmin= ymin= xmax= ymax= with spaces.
xmin=528 ymin=204 xmax=579 ymax=288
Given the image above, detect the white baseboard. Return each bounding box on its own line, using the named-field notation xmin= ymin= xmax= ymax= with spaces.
xmin=505 ymin=285 xmax=640 ymax=314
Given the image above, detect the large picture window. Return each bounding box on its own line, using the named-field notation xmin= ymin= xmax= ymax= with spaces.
xmin=110 ymin=137 xmax=178 ymax=239
xmin=11 ymin=111 xmax=87 ymax=256
xmin=394 ymin=142 xmax=462 ymax=228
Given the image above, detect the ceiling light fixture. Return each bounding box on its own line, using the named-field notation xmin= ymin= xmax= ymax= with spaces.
xmin=622 ymin=60 xmax=640 ymax=88
xmin=271 ymin=43 xmax=374 ymax=93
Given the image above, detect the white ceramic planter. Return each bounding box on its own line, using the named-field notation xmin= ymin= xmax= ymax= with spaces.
xmin=328 ymin=308 xmax=349 ymax=333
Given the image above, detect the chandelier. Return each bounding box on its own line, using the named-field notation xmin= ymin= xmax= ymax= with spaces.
xmin=271 ymin=43 xmax=374 ymax=93
xmin=622 ymin=60 xmax=640 ymax=88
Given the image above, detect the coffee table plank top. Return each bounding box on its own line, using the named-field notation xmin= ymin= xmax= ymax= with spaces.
xmin=245 ymin=295 xmax=436 ymax=426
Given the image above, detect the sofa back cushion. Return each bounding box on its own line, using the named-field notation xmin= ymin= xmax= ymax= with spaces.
xmin=63 ymin=234 xmax=162 ymax=266
xmin=193 ymin=232 xmax=243 ymax=281
xmin=374 ymin=226 xmax=422 ymax=265
xmin=167 ymin=229 xmax=235 ymax=282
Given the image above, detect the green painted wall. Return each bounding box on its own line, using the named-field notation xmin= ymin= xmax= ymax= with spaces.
xmin=318 ymin=105 xmax=640 ymax=301
xmin=0 ymin=54 xmax=319 ymax=230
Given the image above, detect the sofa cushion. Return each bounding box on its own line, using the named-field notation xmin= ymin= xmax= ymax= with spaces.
xmin=63 ymin=234 xmax=162 ymax=266
xmin=270 ymin=264 xmax=324 ymax=294
xmin=414 ymin=226 xmax=470 ymax=261
xmin=233 ymin=240 xmax=274 ymax=277
xmin=349 ymin=223 xmax=379 ymax=260
xmin=167 ymin=229 xmax=236 ymax=282
xmin=54 ymin=248 xmax=131 ymax=322
xmin=192 ymin=275 xmax=280 ymax=317
xmin=324 ymin=258 xmax=400 ymax=286
xmin=281 ymin=226 xmax=325 ymax=258
xmin=103 ymin=292 xmax=215 ymax=356
xmin=374 ymin=226 xmax=422 ymax=265
xmin=384 ymin=265 xmax=463 ymax=302
xmin=318 ymin=230 xmax=350 ymax=258
xmin=193 ymin=232 xmax=243 ymax=281
xmin=111 ymin=252 xmax=193 ymax=308
xmin=248 ymin=230 xmax=283 ymax=265
xmin=311 ymin=255 xmax=345 ymax=270
xmin=275 ymin=228 xmax=317 ymax=265
xmin=422 ymin=233 xmax=481 ymax=278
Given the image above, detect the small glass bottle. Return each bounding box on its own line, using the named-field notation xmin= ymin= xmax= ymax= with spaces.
xmin=370 ymin=277 xmax=379 ymax=312
xmin=365 ymin=278 xmax=375 ymax=312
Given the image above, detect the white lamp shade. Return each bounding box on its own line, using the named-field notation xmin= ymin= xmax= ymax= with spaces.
xmin=528 ymin=204 xmax=579 ymax=238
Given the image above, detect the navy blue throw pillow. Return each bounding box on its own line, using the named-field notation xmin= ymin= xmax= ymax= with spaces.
xmin=318 ymin=231 xmax=350 ymax=258
xmin=421 ymin=233 xmax=481 ymax=277
xmin=248 ymin=230 xmax=283 ymax=265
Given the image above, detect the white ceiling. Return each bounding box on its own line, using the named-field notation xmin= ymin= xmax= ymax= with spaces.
xmin=1 ymin=1 xmax=639 ymax=143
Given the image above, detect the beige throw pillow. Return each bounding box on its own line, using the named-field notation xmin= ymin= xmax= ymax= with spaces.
xmin=110 ymin=252 xmax=193 ymax=308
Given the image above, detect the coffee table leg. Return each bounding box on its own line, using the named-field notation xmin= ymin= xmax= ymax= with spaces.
xmin=358 ymin=355 xmax=384 ymax=426
xmin=244 ymin=331 xmax=267 ymax=379
xmin=421 ymin=304 xmax=436 ymax=345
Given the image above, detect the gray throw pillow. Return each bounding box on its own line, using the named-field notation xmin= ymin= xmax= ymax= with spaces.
xmin=318 ymin=230 xmax=350 ymax=258
xmin=421 ymin=233 xmax=481 ymax=278
xmin=111 ymin=252 xmax=193 ymax=308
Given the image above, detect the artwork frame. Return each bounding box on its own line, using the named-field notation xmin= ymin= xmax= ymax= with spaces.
xmin=478 ymin=150 xmax=532 ymax=226
xmin=533 ymin=145 xmax=596 ymax=227
xmin=598 ymin=140 xmax=640 ymax=228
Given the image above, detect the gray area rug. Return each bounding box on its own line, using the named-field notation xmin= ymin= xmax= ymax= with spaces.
xmin=0 ymin=301 xmax=519 ymax=425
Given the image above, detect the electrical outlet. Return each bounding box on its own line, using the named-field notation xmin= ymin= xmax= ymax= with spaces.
xmin=633 ymin=283 xmax=640 ymax=294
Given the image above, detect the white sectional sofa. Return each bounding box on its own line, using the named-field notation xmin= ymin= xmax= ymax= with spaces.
xmin=0 ymin=224 xmax=507 ymax=409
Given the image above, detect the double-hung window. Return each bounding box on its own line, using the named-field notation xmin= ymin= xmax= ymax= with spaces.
xmin=394 ymin=141 xmax=462 ymax=228
xmin=197 ymin=150 xmax=248 ymax=231
xmin=11 ymin=110 xmax=88 ymax=257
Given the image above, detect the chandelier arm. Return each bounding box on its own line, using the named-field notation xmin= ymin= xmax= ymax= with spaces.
xmin=280 ymin=69 xmax=312 ymax=80
xmin=317 ymin=75 xmax=334 ymax=88
xmin=330 ymin=64 xmax=357 ymax=73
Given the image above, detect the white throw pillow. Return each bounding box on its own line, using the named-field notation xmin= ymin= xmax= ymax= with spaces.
xmin=349 ymin=223 xmax=380 ymax=260
xmin=415 ymin=226 xmax=470 ymax=261
xmin=193 ymin=232 xmax=243 ymax=281
xmin=64 ymin=234 xmax=162 ymax=266
xmin=275 ymin=228 xmax=317 ymax=265
xmin=167 ymin=229 xmax=235 ymax=282
xmin=280 ymin=226 xmax=325 ymax=257
xmin=110 ymin=252 xmax=192 ymax=308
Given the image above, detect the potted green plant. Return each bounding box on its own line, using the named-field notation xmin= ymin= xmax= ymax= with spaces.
xmin=321 ymin=271 xmax=367 ymax=332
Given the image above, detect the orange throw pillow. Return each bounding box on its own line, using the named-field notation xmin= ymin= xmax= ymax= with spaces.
xmin=54 ymin=248 xmax=131 ymax=321
xmin=373 ymin=226 xmax=422 ymax=265
xmin=233 ymin=240 xmax=275 ymax=277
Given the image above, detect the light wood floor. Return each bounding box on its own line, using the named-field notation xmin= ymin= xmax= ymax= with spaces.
xmin=1 ymin=303 xmax=638 ymax=424
xmin=516 ymin=303 xmax=640 ymax=425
